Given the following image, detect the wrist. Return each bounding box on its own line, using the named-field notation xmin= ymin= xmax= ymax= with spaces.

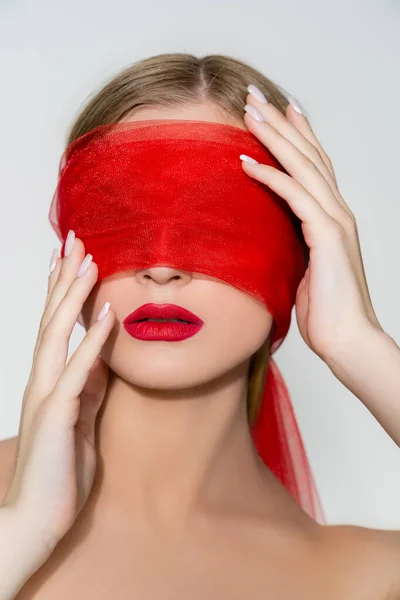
xmin=322 ymin=321 xmax=386 ymax=375
xmin=0 ymin=505 xmax=53 ymax=598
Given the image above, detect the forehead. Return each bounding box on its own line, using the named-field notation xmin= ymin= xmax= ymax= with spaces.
xmin=119 ymin=102 xmax=246 ymax=130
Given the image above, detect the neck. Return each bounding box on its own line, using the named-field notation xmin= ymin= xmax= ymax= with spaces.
xmin=86 ymin=359 xmax=280 ymax=530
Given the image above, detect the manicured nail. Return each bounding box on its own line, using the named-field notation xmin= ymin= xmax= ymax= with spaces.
xmin=77 ymin=254 xmax=93 ymax=278
xmin=240 ymin=154 xmax=259 ymax=165
xmin=97 ymin=301 xmax=111 ymax=321
xmin=49 ymin=249 xmax=58 ymax=274
xmin=244 ymin=104 xmax=265 ymax=122
xmin=247 ymin=84 xmax=268 ymax=104
xmin=287 ymin=94 xmax=305 ymax=115
xmin=64 ymin=230 xmax=75 ymax=257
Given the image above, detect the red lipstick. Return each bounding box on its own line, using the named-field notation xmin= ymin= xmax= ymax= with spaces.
xmin=123 ymin=303 xmax=204 ymax=341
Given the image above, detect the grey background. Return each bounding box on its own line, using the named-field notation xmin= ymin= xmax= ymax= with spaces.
xmin=0 ymin=0 xmax=399 ymax=528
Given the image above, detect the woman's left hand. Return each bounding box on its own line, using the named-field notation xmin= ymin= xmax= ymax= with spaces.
xmin=241 ymin=85 xmax=382 ymax=364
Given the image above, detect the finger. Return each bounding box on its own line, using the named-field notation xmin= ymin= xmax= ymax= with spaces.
xmin=246 ymin=93 xmax=339 ymax=194
xmin=245 ymin=96 xmax=353 ymax=218
xmin=241 ymin=160 xmax=371 ymax=303
xmin=19 ymin=251 xmax=68 ymax=452
xmin=41 ymin=237 xmax=86 ymax=331
xmin=26 ymin=255 xmax=63 ymax=393
xmin=75 ymin=357 xmax=110 ymax=446
xmin=45 ymin=251 xmax=61 ymax=309
xmin=21 ymin=251 xmax=65 ymax=429
xmin=285 ymin=100 xmax=339 ymax=186
xmin=27 ymin=237 xmax=86 ymax=392
xmin=32 ymin=256 xmax=62 ymax=361
xmin=240 ymin=161 xmax=341 ymax=243
xmin=243 ymin=112 xmax=354 ymax=226
xmin=29 ymin=238 xmax=86 ymax=375
xmin=29 ymin=257 xmax=99 ymax=403
xmin=48 ymin=305 xmax=114 ymax=424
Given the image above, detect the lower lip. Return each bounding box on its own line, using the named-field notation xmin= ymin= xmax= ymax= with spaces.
xmin=123 ymin=320 xmax=204 ymax=341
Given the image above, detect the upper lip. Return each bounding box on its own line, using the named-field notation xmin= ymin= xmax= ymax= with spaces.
xmin=123 ymin=303 xmax=203 ymax=325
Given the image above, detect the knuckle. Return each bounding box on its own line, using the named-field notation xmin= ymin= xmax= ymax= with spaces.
xmin=40 ymin=322 xmax=54 ymax=341
xmin=82 ymin=328 xmax=101 ymax=355
xmin=297 ymin=151 xmax=311 ymax=169
xmin=342 ymin=210 xmax=357 ymax=232
xmin=31 ymin=394 xmax=51 ymax=424
xmin=304 ymin=157 xmax=319 ymax=176
xmin=71 ymin=338 xmax=94 ymax=371
xmin=307 ymin=144 xmax=322 ymax=164
xmin=39 ymin=324 xmax=51 ymax=342
xmin=319 ymin=147 xmax=332 ymax=166
xmin=325 ymin=219 xmax=346 ymax=243
xmin=56 ymin=271 xmax=74 ymax=289
xmin=54 ymin=263 xmax=71 ymax=287
xmin=38 ymin=314 xmax=48 ymax=333
xmin=41 ymin=321 xmax=63 ymax=343
xmin=325 ymin=154 xmax=334 ymax=168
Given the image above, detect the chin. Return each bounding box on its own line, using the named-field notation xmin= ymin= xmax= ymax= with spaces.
xmin=110 ymin=358 xmax=210 ymax=390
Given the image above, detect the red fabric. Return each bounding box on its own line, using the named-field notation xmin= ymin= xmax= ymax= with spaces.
xmin=49 ymin=119 xmax=325 ymax=523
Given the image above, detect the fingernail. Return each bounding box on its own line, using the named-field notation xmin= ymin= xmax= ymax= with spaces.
xmin=247 ymin=84 xmax=268 ymax=104
xmin=64 ymin=230 xmax=75 ymax=257
xmin=240 ymin=154 xmax=259 ymax=165
xmin=97 ymin=301 xmax=111 ymax=321
xmin=77 ymin=254 xmax=93 ymax=278
xmin=49 ymin=249 xmax=58 ymax=274
xmin=287 ymin=94 xmax=305 ymax=115
xmin=244 ymin=104 xmax=265 ymax=122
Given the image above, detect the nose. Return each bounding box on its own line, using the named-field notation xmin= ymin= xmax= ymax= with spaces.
xmin=135 ymin=266 xmax=192 ymax=286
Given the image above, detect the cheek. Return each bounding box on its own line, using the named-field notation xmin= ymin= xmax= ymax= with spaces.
xmin=218 ymin=308 xmax=272 ymax=358
xmin=218 ymin=291 xmax=273 ymax=343
xmin=192 ymin=292 xmax=273 ymax=367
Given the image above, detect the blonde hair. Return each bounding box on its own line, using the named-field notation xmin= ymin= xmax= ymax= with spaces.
xmin=65 ymin=53 xmax=291 ymax=426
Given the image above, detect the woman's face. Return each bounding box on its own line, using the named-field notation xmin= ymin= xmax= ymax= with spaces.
xmin=80 ymin=102 xmax=274 ymax=390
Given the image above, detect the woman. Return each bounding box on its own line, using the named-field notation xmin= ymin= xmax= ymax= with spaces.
xmin=1 ymin=53 xmax=400 ymax=599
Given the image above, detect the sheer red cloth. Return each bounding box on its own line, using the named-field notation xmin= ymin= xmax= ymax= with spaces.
xmin=49 ymin=119 xmax=325 ymax=523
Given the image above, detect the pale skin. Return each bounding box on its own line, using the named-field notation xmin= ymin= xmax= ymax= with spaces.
xmin=1 ymin=90 xmax=400 ymax=599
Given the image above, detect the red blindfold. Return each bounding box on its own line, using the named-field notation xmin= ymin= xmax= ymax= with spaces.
xmin=49 ymin=119 xmax=325 ymax=522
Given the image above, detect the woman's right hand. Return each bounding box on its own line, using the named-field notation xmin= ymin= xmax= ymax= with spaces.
xmin=1 ymin=231 xmax=115 ymax=568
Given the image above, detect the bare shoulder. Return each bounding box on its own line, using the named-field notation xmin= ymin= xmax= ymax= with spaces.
xmin=0 ymin=436 xmax=18 ymax=504
xmin=319 ymin=521 xmax=400 ymax=600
